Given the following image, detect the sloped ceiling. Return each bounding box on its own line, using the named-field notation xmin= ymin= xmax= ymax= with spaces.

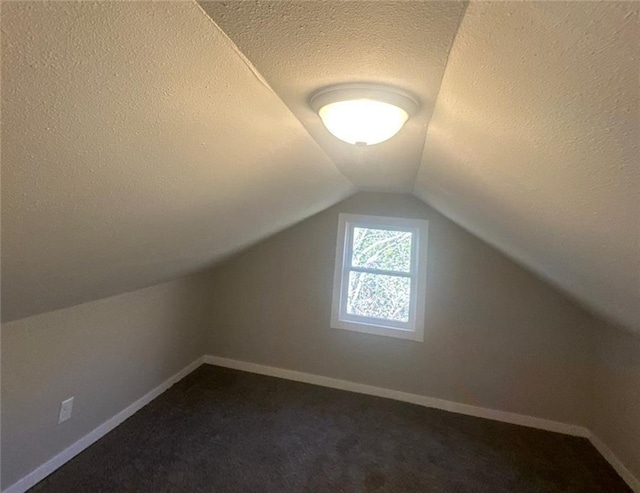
xmin=199 ymin=0 xmax=639 ymax=331
xmin=2 ymin=1 xmax=638 ymax=333
xmin=415 ymin=1 xmax=639 ymax=332
xmin=1 ymin=1 xmax=354 ymax=322
xmin=198 ymin=1 xmax=466 ymax=192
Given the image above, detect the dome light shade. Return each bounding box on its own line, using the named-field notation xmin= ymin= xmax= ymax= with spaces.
xmin=310 ymin=84 xmax=419 ymax=146
xmin=318 ymin=100 xmax=408 ymax=146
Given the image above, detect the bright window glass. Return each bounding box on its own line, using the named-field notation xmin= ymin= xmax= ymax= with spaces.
xmin=347 ymin=271 xmax=410 ymax=322
xmin=351 ymin=227 xmax=412 ymax=272
xmin=331 ymin=214 xmax=428 ymax=342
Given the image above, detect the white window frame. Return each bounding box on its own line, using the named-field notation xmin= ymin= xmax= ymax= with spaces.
xmin=330 ymin=213 xmax=428 ymax=342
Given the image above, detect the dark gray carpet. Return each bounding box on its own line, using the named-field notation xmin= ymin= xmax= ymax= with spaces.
xmin=31 ymin=364 xmax=630 ymax=492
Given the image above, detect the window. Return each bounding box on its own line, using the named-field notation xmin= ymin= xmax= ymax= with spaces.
xmin=331 ymin=213 xmax=428 ymax=341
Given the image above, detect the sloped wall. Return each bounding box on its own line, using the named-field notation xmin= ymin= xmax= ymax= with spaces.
xmin=1 ymin=275 xmax=208 ymax=489
xmin=204 ymin=192 xmax=601 ymax=427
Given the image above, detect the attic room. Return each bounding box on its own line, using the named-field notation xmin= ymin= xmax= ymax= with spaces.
xmin=1 ymin=1 xmax=638 ymax=492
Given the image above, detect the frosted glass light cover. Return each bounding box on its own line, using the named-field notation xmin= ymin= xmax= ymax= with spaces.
xmin=318 ymin=99 xmax=409 ymax=145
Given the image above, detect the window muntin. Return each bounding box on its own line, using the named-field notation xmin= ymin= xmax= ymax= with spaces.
xmin=331 ymin=214 xmax=428 ymax=342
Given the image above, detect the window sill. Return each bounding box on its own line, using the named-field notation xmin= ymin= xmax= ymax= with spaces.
xmin=330 ymin=318 xmax=424 ymax=342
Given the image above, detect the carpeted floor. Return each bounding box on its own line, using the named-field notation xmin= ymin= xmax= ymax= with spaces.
xmin=31 ymin=364 xmax=630 ymax=492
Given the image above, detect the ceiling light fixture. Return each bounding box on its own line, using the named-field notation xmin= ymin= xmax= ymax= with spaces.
xmin=310 ymin=83 xmax=419 ymax=146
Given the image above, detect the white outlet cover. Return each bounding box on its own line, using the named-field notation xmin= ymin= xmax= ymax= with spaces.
xmin=58 ymin=397 xmax=74 ymax=424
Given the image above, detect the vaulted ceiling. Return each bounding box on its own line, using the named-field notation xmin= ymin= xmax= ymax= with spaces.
xmin=198 ymin=1 xmax=466 ymax=192
xmin=2 ymin=1 xmax=638 ymax=331
xmin=415 ymin=2 xmax=639 ymax=334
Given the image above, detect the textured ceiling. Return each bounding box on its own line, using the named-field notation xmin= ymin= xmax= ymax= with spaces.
xmin=2 ymin=1 xmax=638 ymax=333
xmin=1 ymin=1 xmax=354 ymax=322
xmin=415 ymin=2 xmax=639 ymax=332
xmin=199 ymin=1 xmax=466 ymax=192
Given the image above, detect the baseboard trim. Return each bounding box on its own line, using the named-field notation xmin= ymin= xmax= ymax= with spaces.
xmin=3 ymin=356 xmax=205 ymax=493
xmin=589 ymin=434 xmax=640 ymax=492
xmin=203 ymin=355 xmax=588 ymax=436
xmin=6 ymin=354 xmax=638 ymax=493
xmin=204 ymin=355 xmax=639 ymax=492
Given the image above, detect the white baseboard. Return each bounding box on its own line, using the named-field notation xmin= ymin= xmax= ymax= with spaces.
xmin=6 ymin=354 xmax=638 ymax=493
xmin=3 ymin=356 xmax=205 ymax=493
xmin=203 ymin=355 xmax=588 ymax=436
xmin=589 ymin=434 xmax=640 ymax=492
xmin=204 ymin=354 xmax=639 ymax=492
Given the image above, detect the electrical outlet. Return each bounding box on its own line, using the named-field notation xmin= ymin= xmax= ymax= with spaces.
xmin=58 ymin=397 xmax=74 ymax=424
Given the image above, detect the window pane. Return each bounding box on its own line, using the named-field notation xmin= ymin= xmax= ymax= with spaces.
xmin=351 ymin=227 xmax=412 ymax=273
xmin=347 ymin=272 xmax=410 ymax=322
